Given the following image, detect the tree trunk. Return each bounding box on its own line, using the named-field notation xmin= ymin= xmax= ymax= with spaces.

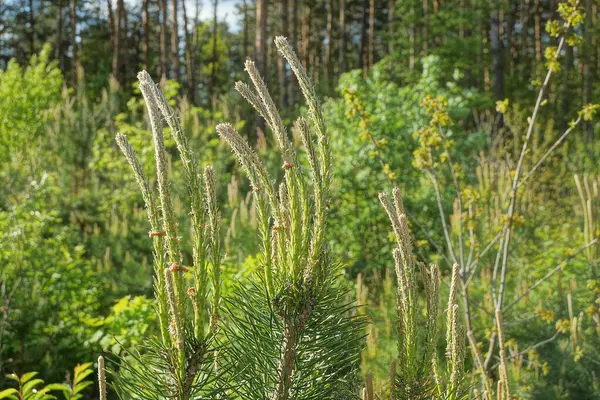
xmin=583 ymin=0 xmax=593 ymax=142
xmin=57 ymin=0 xmax=64 ymax=71
xmin=559 ymin=44 xmax=574 ymax=133
xmin=171 ymin=0 xmax=180 ymax=82
xmin=28 ymin=0 xmax=35 ymax=56
xmin=70 ymin=0 xmax=77 ymax=87
xmin=210 ymin=0 xmax=218 ymax=107
xmin=301 ymin=0 xmax=311 ymax=72
xmin=534 ymin=0 xmax=541 ymax=62
xmin=338 ymin=0 xmax=345 ymax=73
xmin=159 ymin=0 xmax=169 ymax=79
xmin=278 ymin=0 xmax=289 ymax=108
xmin=112 ymin=0 xmax=122 ymax=82
xmin=359 ymin=0 xmax=367 ymax=73
xmin=490 ymin=0 xmax=504 ymax=101
xmin=182 ymin=0 xmax=194 ymax=101
xmin=122 ymin=0 xmax=129 ymax=84
xmin=142 ymin=0 xmax=149 ymax=70
xmin=368 ymin=0 xmax=375 ymax=69
xmin=388 ymin=0 xmax=395 ymax=54
xmin=255 ymin=0 xmax=268 ymax=136
xmin=325 ymin=0 xmax=333 ymax=81
xmin=242 ymin=0 xmax=249 ymax=60
xmin=422 ymin=0 xmax=428 ymax=54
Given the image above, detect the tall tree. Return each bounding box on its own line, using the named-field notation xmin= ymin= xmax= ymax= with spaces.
xmin=242 ymin=0 xmax=249 ymax=60
xmin=368 ymin=0 xmax=375 ymax=69
xmin=210 ymin=0 xmax=218 ymax=107
xmin=171 ymin=0 xmax=180 ymax=81
xmin=338 ymin=0 xmax=345 ymax=73
xmin=142 ymin=0 xmax=149 ymax=70
xmin=57 ymin=0 xmax=64 ymax=71
xmin=159 ymin=0 xmax=169 ymax=79
xmin=255 ymin=0 xmax=268 ymax=135
xmin=583 ymin=0 xmax=593 ymax=141
xmin=359 ymin=0 xmax=368 ymax=73
xmin=70 ymin=0 xmax=77 ymax=86
xmin=423 ymin=0 xmax=429 ymax=54
xmin=278 ymin=0 xmax=289 ymax=108
xmin=28 ymin=0 xmax=34 ymax=55
xmin=490 ymin=0 xmax=503 ymax=100
xmin=182 ymin=0 xmax=195 ymax=101
xmin=301 ymin=0 xmax=311 ymax=72
xmin=388 ymin=0 xmax=395 ymax=54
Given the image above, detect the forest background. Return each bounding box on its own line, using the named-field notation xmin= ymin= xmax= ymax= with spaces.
xmin=2 ymin=0 xmax=600 ymax=398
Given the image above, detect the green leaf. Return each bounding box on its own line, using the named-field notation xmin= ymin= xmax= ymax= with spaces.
xmin=72 ymin=381 xmax=93 ymax=395
xmin=20 ymin=372 xmax=39 ymax=385
xmin=0 ymin=389 xmax=18 ymax=399
xmin=22 ymin=379 xmax=44 ymax=395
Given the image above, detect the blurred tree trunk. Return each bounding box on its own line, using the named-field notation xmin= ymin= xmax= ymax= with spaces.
xmin=159 ymin=0 xmax=168 ymax=79
xmin=388 ymin=0 xmax=395 ymax=54
xmin=70 ymin=0 xmax=77 ymax=87
xmin=278 ymin=0 xmax=289 ymax=108
xmin=142 ymin=0 xmax=149 ymax=70
xmin=292 ymin=0 xmax=299 ymax=50
xmin=490 ymin=0 xmax=504 ymax=101
xmin=255 ymin=0 xmax=267 ymax=135
xmin=368 ymin=0 xmax=374 ymax=69
xmin=338 ymin=0 xmax=345 ymax=73
xmin=534 ymin=0 xmax=541 ymax=63
xmin=559 ymin=44 xmax=574 ymax=133
xmin=301 ymin=0 xmax=311 ymax=72
xmin=210 ymin=0 xmax=218 ymax=107
xmin=122 ymin=0 xmax=129 ymax=84
xmin=359 ymin=0 xmax=367 ymax=73
xmin=583 ymin=0 xmax=593 ymax=142
xmin=422 ymin=0 xmax=428 ymax=54
xmin=242 ymin=0 xmax=249 ymax=60
xmin=409 ymin=0 xmax=415 ymax=70
xmin=171 ymin=0 xmax=180 ymax=82
xmin=112 ymin=0 xmax=122 ymax=82
xmin=57 ymin=0 xmax=64 ymax=71
xmin=505 ymin=0 xmax=514 ymax=77
xmin=182 ymin=0 xmax=194 ymax=101
xmin=28 ymin=0 xmax=34 ymax=56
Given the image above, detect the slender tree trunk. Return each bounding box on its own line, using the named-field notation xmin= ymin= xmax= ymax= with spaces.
xmin=28 ymin=0 xmax=34 ymax=56
xmin=171 ymin=0 xmax=180 ymax=82
xmin=368 ymin=0 xmax=375 ymax=69
xmin=292 ymin=0 xmax=299 ymax=50
xmin=583 ymin=0 xmax=593 ymax=142
xmin=159 ymin=0 xmax=169 ymax=79
xmin=359 ymin=0 xmax=367 ymax=73
xmin=490 ymin=0 xmax=504 ymax=101
xmin=242 ymin=0 xmax=249 ymax=60
xmin=57 ymin=0 xmax=64 ymax=71
xmin=459 ymin=0 xmax=466 ymax=39
xmin=559 ymin=44 xmax=574 ymax=133
xmin=182 ymin=0 xmax=194 ymax=101
xmin=409 ymin=0 xmax=415 ymax=70
xmin=301 ymin=0 xmax=311 ymax=72
xmin=534 ymin=0 xmax=541 ymax=62
xmin=210 ymin=0 xmax=218 ymax=107
xmin=505 ymin=0 xmax=514 ymax=77
xmin=70 ymin=0 xmax=77 ymax=87
xmin=255 ymin=0 xmax=268 ymax=136
xmin=325 ymin=0 xmax=333 ymax=81
xmin=122 ymin=0 xmax=129 ymax=84
xmin=338 ymin=0 xmax=345 ymax=73
xmin=278 ymin=0 xmax=289 ymax=108
xmin=422 ymin=0 xmax=428 ymax=54
xmin=142 ymin=0 xmax=149 ymax=70
xmin=112 ymin=0 xmax=122 ymax=82
xmin=388 ymin=0 xmax=395 ymax=54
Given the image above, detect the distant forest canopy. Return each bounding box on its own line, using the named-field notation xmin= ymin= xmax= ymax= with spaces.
xmin=1 ymin=0 xmax=598 ymax=128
